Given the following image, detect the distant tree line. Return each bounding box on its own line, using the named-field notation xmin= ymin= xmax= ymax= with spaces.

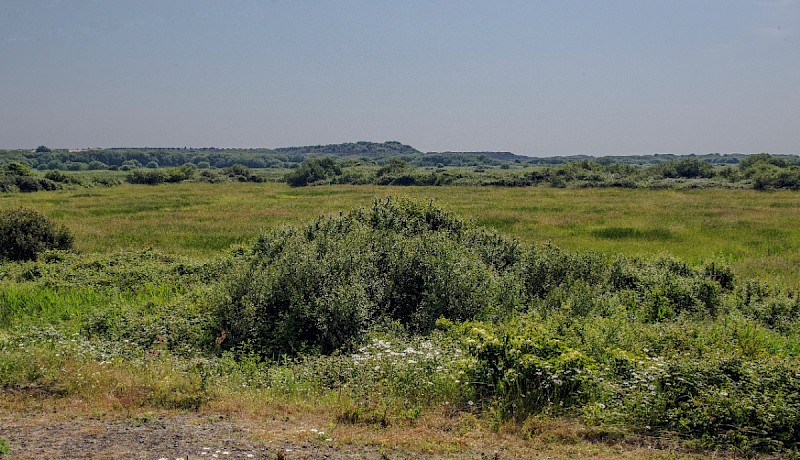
xmin=2 ymin=142 xmax=799 ymax=192
xmin=0 ymin=148 xmax=301 ymax=171
xmin=6 ymin=142 xmax=792 ymax=173
xmin=285 ymin=154 xmax=800 ymax=190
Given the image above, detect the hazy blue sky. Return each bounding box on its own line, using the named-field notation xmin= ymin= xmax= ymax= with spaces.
xmin=1 ymin=0 xmax=798 ymax=155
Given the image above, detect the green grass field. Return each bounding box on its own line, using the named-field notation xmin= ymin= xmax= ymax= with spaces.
xmin=3 ymin=184 xmax=800 ymax=456
xmin=2 ymin=183 xmax=798 ymax=284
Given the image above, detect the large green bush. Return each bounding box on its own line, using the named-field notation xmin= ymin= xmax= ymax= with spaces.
xmin=208 ymin=199 xmax=800 ymax=452
xmin=285 ymin=157 xmax=342 ymax=186
xmin=0 ymin=207 xmax=74 ymax=261
xmin=216 ymin=198 xmax=517 ymax=357
xmin=0 ymin=162 xmax=60 ymax=193
xmin=216 ymin=198 xmax=734 ymax=358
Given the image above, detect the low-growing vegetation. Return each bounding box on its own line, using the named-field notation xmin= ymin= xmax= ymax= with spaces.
xmin=1 ymin=198 xmax=799 ymax=455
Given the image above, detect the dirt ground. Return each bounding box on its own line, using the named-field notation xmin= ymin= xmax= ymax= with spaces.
xmin=0 ymin=412 xmax=421 ymax=460
xmin=0 ymin=394 xmax=747 ymax=460
xmin=0 ymin=411 xmax=552 ymax=460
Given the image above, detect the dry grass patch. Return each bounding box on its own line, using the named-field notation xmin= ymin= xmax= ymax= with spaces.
xmin=0 ymin=393 xmax=757 ymax=459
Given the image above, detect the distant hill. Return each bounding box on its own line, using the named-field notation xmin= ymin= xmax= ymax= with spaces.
xmin=274 ymin=141 xmax=420 ymax=157
xmin=3 ymin=140 xmax=799 ymax=173
xmin=435 ymin=151 xmax=530 ymax=162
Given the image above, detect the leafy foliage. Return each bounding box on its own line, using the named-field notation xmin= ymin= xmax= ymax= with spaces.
xmin=216 ymin=199 xmax=737 ymax=354
xmin=3 ymin=198 xmax=800 ymax=453
xmin=126 ymin=165 xmax=196 ymax=185
xmin=285 ymin=157 xmax=342 ymax=186
xmin=0 ymin=162 xmax=60 ymax=192
xmin=3 ymin=142 xmax=800 ymax=192
xmin=0 ymin=207 xmax=74 ymax=261
xmin=217 ymin=198 xmax=516 ymax=356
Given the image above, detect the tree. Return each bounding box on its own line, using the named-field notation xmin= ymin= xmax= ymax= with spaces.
xmin=35 ymin=145 xmax=52 ymax=153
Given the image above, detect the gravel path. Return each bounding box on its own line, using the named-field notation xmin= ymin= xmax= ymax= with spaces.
xmin=0 ymin=412 xmax=476 ymax=460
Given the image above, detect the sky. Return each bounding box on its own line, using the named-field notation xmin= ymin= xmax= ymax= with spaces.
xmin=1 ymin=0 xmax=798 ymax=156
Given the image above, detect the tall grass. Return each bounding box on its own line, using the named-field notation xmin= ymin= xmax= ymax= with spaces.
xmin=2 ymin=183 xmax=799 ymax=283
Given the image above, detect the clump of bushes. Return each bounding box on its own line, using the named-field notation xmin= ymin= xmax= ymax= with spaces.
xmin=0 ymin=162 xmax=60 ymax=193
xmin=455 ymin=320 xmax=596 ymax=419
xmin=211 ymin=198 xmax=800 ymax=452
xmin=588 ymin=351 xmax=800 ymax=452
xmin=126 ymin=165 xmax=196 ymax=185
xmin=44 ymin=169 xmax=82 ymax=185
xmin=3 ymin=198 xmax=798 ymax=453
xmin=223 ymin=164 xmax=264 ymax=182
xmin=217 ymin=198 xmax=517 ymax=356
xmin=0 ymin=207 xmax=74 ymax=261
xmin=285 ymin=157 xmax=342 ymax=186
xmin=216 ymin=198 xmax=731 ymax=357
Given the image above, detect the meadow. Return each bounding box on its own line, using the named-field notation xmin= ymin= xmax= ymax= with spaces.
xmin=2 ymin=182 xmax=799 ymax=284
xmin=1 ymin=183 xmax=800 ymax=458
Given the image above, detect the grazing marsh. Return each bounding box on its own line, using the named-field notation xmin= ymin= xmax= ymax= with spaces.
xmin=2 ymin=188 xmax=800 ymax=457
xmin=2 ymin=183 xmax=798 ymax=284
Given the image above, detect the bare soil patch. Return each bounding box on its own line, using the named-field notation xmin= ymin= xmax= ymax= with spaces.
xmin=0 ymin=394 xmax=741 ymax=460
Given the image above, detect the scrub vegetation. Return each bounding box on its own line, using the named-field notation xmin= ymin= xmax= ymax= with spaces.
xmin=1 ymin=195 xmax=799 ymax=456
xmin=3 ymin=143 xmax=800 ymax=193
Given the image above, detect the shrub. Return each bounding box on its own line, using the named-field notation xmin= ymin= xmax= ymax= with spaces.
xmin=0 ymin=208 xmax=74 ymax=261
xmin=44 ymin=169 xmax=68 ymax=182
xmin=456 ymin=320 xmax=597 ymax=419
xmin=87 ymin=160 xmax=107 ymax=170
xmin=740 ymin=153 xmax=787 ymax=171
xmin=198 ymin=170 xmax=224 ymax=183
xmin=649 ymin=158 xmax=715 ymax=179
xmin=594 ymin=352 xmax=800 ymax=452
xmin=216 ymin=198 xmax=739 ymax=358
xmin=126 ymin=168 xmax=166 ymax=185
xmin=165 ymin=165 xmax=195 ymax=183
xmin=0 ymin=162 xmax=62 ymax=193
xmin=519 ymin=243 xmax=606 ymax=299
xmin=216 ymin=198 xmax=514 ymax=357
xmin=285 ymin=157 xmax=342 ymax=186
xmin=376 ymin=157 xmax=407 ymax=177
xmin=223 ymin=164 xmax=263 ymax=182
xmin=2 ymin=162 xmax=34 ymax=177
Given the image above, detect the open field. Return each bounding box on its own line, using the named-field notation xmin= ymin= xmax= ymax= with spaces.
xmin=2 ymin=183 xmax=799 ymax=284
xmin=2 ymin=185 xmax=800 ymax=458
